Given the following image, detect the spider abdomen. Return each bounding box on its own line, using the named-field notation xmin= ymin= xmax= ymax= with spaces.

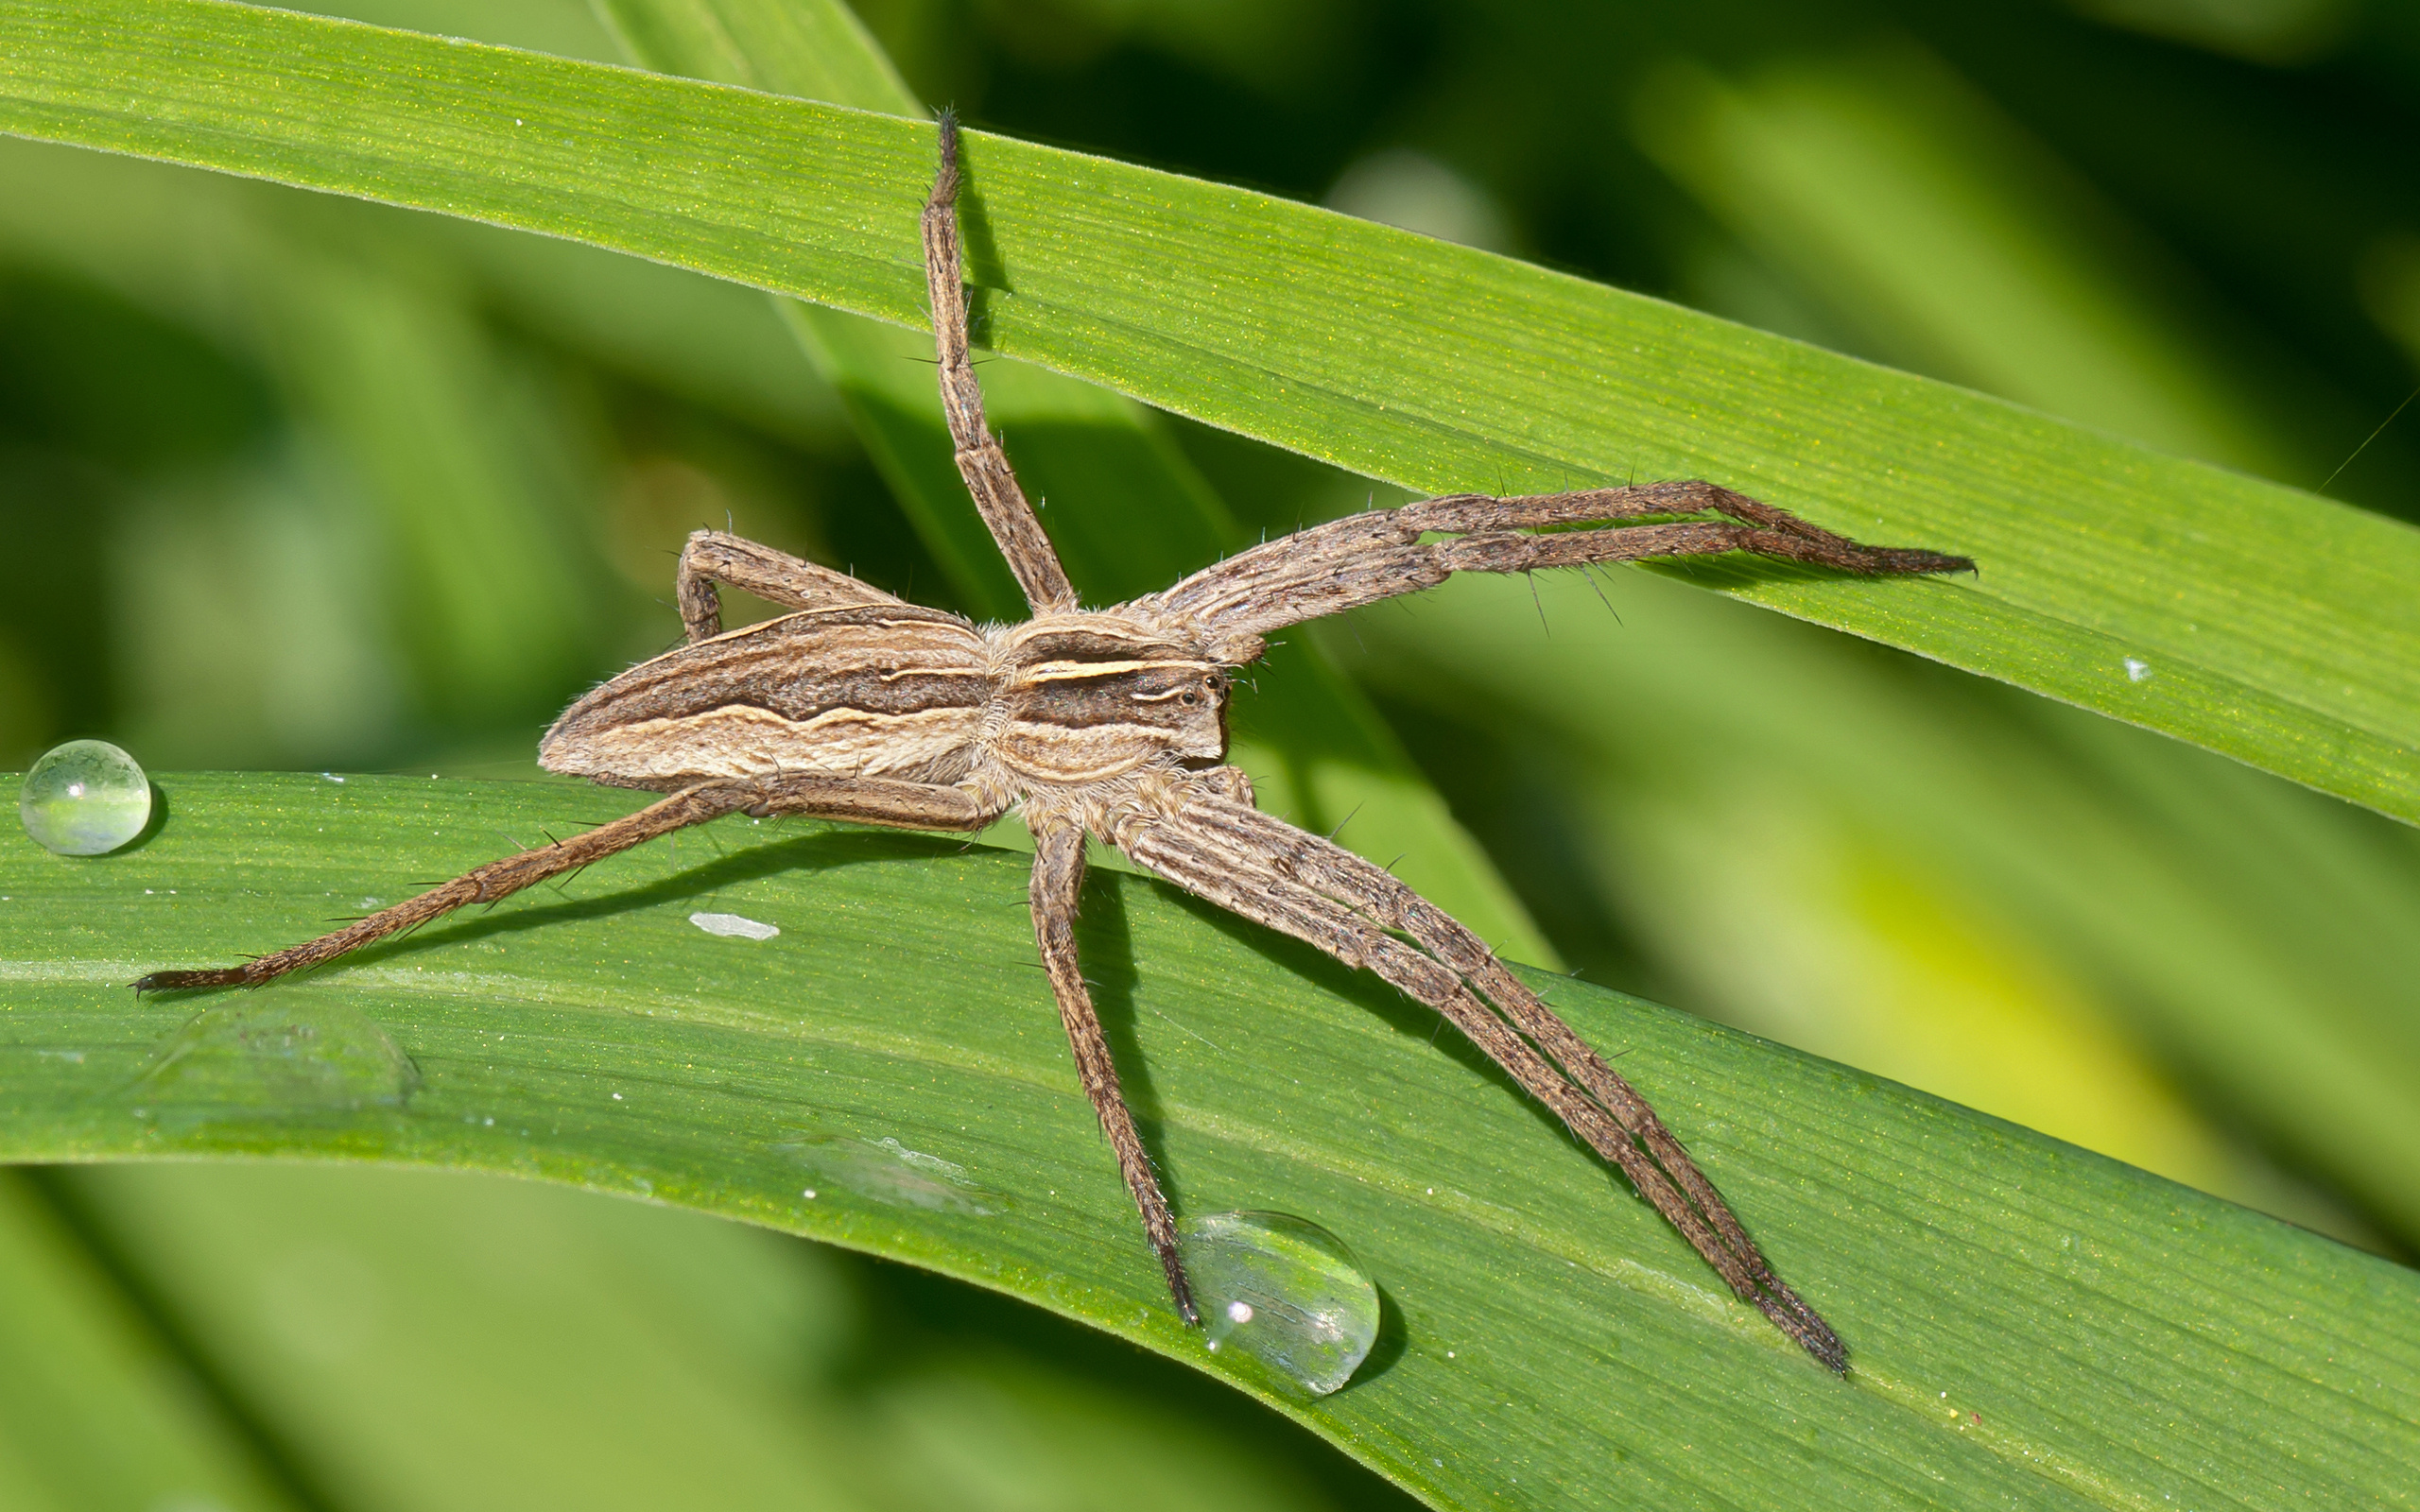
xmin=539 ymin=604 xmax=993 ymax=788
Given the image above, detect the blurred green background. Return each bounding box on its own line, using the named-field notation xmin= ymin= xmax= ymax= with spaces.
xmin=5 ymin=0 xmax=2420 ymax=1507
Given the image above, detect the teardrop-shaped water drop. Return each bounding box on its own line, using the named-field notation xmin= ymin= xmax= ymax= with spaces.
xmin=20 ymin=740 xmax=151 ymax=856
xmin=1180 ymin=1211 xmax=1379 ymax=1399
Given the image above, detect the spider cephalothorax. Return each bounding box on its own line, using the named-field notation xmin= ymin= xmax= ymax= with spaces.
xmin=141 ymin=113 xmax=1972 ymax=1374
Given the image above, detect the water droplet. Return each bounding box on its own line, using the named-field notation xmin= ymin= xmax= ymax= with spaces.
xmin=132 ymin=1002 xmax=419 ymax=1128
xmin=19 ymin=740 xmax=151 ymax=855
xmin=1180 ymin=1211 xmax=1379 ymax=1399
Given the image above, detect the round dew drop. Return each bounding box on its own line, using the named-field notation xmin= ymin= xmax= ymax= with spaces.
xmin=20 ymin=740 xmax=151 ymax=856
xmin=1179 ymin=1211 xmax=1379 ymax=1399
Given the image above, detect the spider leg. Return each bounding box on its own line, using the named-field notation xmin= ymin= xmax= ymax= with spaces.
xmin=924 ymin=113 xmax=1078 ymax=613
xmin=740 ymin=773 xmax=1000 ymax=832
xmin=1166 ymin=781 xmax=1844 ymax=1366
xmin=135 ymin=775 xmax=997 ymax=993
xmin=1140 ymin=481 xmax=1972 ymax=641
xmin=1102 ymin=771 xmax=1846 ymax=1371
xmin=1029 ymin=822 xmax=1199 ymax=1324
xmin=676 ymin=530 xmax=909 ymax=643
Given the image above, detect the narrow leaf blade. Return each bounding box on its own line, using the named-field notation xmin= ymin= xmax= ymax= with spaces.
xmin=0 ymin=0 xmax=2411 ymax=820
xmin=6 ymin=774 xmax=2416 ymax=1509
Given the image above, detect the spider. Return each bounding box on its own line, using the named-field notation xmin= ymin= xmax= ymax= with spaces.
xmin=139 ymin=114 xmax=1971 ymax=1374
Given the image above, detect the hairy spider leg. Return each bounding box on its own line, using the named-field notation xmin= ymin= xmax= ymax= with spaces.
xmin=1030 ymin=822 xmax=1199 ymax=1324
xmin=1149 ymin=779 xmax=1848 ymax=1368
xmin=919 ymin=112 xmax=1209 ymax=1325
xmin=1145 ymin=482 xmax=1973 ymax=640
xmin=924 ymin=112 xmax=1076 ymax=613
xmin=132 ymin=775 xmax=997 ymax=993
xmin=676 ymin=530 xmax=911 ymax=643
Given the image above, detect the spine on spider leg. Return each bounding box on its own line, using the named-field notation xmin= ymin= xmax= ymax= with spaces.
xmin=132 ymin=784 xmax=746 ymax=992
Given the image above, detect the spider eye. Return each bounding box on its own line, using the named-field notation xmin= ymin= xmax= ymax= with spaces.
xmin=1178 ymin=692 xmax=1197 ymax=706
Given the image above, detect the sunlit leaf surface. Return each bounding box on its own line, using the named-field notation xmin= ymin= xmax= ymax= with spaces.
xmin=3 ymin=774 xmax=2414 ymax=1509
xmin=0 ymin=0 xmax=2414 ymax=825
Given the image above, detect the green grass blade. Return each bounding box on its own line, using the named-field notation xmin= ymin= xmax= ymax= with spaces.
xmin=1 ymin=0 xmax=2413 ymax=822
xmin=5 ymin=773 xmax=2415 ymax=1509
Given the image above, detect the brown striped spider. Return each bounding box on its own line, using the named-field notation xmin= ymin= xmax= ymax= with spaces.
xmin=141 ymin=114 xmax=1971 ymax=1372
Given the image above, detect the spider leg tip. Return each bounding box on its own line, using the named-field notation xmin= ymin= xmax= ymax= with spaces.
xmin=131 ymin=966 xmax=237 ymax=993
